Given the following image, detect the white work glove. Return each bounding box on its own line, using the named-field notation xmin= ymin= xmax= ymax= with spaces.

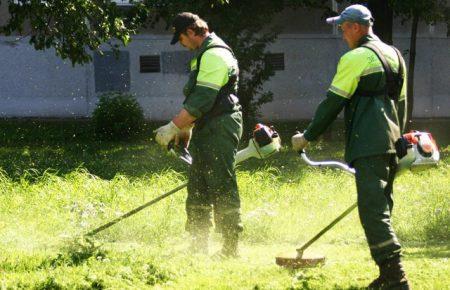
xmin=175 ymin=124 xmax=194 ymax=148
xmin=291 ymin=132 xmax=309 ymax=152
xmin=154 ymin=121 xmax=180 ymax=147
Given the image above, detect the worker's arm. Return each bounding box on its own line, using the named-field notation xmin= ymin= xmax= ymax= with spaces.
xmin=154 ymin=51 xmax=229 ymax=147
xmin=303 ymin=52 xmax=364 ymax=141
xmin=303 ymin=93 xmax=349 ymax=141
xmin=183 ymin=51 xmax=229 ymax=118
xmin=172 ymin=108 xmax=196 ymax=129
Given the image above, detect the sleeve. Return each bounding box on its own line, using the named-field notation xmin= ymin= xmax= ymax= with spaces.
xmin=328 ymin=52 xmax=366 ymax=99
xmin=183 ymin=51 xmax=229 ymax=118
xmin=302 ymin=52 xmax=366 ymax=141
xmin=303 ymin=92 xmax=349 ymax=141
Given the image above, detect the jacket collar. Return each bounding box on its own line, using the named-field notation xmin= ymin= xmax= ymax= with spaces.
xmin=357 ymin=33 xmax=380 ymax=47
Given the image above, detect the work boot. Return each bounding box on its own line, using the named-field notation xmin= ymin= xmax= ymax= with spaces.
xmin=188 ymin=232 xmax=209 ymax=255
xmin=216 ymin=232 xmax=239 ymax=258
xmin=368 ymin=256 xmax=410 ymax=290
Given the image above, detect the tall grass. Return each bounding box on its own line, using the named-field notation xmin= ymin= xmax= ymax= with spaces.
xmin=0 ymin=119 xmax=448 ymax=289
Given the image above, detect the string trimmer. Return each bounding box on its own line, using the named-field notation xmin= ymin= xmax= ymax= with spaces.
xmin=275 ymin=130 xmax=441 ymax=268
xmin=275 ymin=150 xmax=356 ymax=268
xmin=85 ymin=123 xmax=281 ymax=237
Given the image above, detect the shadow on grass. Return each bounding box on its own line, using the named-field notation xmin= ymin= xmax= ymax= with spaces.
xmin=0 ymin=119 xmax=189 ymax=180
xmin=0 ymin=119 xmax=347 ymax=181
xmin=0 ymin=141 xmax=188 ymax=180
xmin=0 ymin=119 xmax=447 ymax=181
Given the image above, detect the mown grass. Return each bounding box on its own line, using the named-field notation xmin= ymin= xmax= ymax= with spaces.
xmin=0 ymin=119 xmax=449 ymax=289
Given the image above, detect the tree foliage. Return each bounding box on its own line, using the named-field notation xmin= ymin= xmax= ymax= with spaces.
xmin=0 ymin=0 xmax=228 ymax=65
xmin=391 ymin=0 xmax=448 ymax=24
xmin=1 ymin=0 xmax=148 ymax=65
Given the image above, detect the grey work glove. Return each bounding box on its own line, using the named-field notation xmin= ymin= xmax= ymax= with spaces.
xmin=154 ymin=121 xmax=180 ymax=147
xmin=291 ymin=132 xmax=309 ymax=152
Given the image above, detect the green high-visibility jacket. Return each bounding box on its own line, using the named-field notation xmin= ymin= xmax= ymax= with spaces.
xmin=183 ymin=33 xmax=240 ymax=119
xmin=304 ymin=34 xmax=408 ymax=164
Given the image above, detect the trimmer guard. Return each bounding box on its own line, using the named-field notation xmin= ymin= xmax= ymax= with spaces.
xmin=275 ymin=251 xmax=326 ymax=268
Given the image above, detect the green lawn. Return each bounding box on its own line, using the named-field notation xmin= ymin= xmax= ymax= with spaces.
xmin=0 ymin=120 xmax=448 ymax=289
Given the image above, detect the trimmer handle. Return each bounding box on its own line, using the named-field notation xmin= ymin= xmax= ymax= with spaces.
xmin=298 ymin=149 xmax=355 ymax=175
xmin=292 ymin=135 xmax=357 ymax=256
xmin=168 ymin=140 xmax=193 ymax=165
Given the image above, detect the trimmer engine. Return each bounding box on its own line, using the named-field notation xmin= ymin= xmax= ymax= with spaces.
xmin=396 ymin=131 xmax=440 ymax=173
xmin=235 ymin=123 xmax=281 ymax=164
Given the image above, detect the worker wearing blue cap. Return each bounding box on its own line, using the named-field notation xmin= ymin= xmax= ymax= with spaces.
xmin=292 ymin=5 xmax=410 ymax=289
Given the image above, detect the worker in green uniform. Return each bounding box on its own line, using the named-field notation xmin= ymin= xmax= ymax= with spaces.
xmin=154 ymin=12 xmax=243 ymax=257
xmin=291 ymin=5 xmax=410 ymax=290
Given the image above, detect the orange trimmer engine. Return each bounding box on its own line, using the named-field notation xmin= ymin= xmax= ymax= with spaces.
xmin=395 ymin=131 xmax=440 ymax=173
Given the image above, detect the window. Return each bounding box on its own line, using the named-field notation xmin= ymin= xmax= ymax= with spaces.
xmin=265 ymin=53 xmax=285 ymax=71
xmin=140 ymin=55 xmax=161 ymax=73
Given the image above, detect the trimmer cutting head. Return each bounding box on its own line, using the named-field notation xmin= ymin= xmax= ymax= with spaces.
xmin=275 ymin=250 xmax=325 ymax=268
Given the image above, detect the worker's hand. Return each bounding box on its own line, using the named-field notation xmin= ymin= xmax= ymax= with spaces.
xmin=175 ymin=124 xmax=193 ymax=148
xmin=154 ymin=121 xmax=180 ymax=147
xmin=291 ymin=132 xmax=309 ymax=152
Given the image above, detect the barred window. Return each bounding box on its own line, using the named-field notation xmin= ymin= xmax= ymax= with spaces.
xmin=265 ymin=53 xmax=285 ymax=71
xmin=140 ymin=55 xmax=161 ymax=73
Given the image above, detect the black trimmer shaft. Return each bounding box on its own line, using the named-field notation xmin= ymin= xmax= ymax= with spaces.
xmin=85 ymin=182 xmax=188 ymax=237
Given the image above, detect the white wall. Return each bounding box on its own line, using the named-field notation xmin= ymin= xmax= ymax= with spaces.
xmin=0 ymin=33 xmax=448 ymax=120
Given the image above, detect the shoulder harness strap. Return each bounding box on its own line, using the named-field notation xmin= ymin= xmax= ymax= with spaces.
xmin=193 ymin=45 xmax=239 ymax=130
xmin=360 ymin=42 xmax=404 ymax=102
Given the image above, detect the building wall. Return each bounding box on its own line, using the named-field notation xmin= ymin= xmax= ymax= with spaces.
xmin=0 ymin=33 xmax=448 ymax=120
xmin=0 ymin=3 xmax=448 ymax=120
xmin=0 ymin=39 xmax=93 ymax=117
xmin=260 ymin=34 xmax=450 ymax=120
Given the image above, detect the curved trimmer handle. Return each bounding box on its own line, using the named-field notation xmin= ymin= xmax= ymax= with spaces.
xmin=298 ymin=150 xmax=355 ymax=175
xmin=168 ymin=141 xmax=193 ymax=165
xmin=295 ymin=149 xmax=357 ymax=256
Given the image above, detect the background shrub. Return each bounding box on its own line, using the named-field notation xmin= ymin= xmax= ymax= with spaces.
xmin=92 ymin=92 xmax=145 ymax=140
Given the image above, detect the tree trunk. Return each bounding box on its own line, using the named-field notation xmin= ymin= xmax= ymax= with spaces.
xmin=367 ymin=0 xmax=393 ymax=44
xmin=407 ymin=13 xmax=419 ymax=128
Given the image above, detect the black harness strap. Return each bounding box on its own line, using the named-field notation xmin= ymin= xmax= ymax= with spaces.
xmin=194 ymin=44 xmax=240 ymax=130
xmin=357 ymin=42 xmax=404 ymax=102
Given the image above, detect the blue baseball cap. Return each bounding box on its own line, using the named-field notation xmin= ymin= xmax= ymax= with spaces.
xmin=326 ymin=4 xmax=374 ymax=26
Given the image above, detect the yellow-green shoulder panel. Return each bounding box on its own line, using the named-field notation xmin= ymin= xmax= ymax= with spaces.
xmin=196 ymin=48 xmax=236 ymax=90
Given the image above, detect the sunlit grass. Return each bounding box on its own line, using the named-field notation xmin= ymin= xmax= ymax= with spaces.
xmin=0 ymin=120 xmax=448 ymax=289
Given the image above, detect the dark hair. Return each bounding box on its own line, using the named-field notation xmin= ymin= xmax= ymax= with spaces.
xmin=185 ymin=18 xmax=209 ymax=36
